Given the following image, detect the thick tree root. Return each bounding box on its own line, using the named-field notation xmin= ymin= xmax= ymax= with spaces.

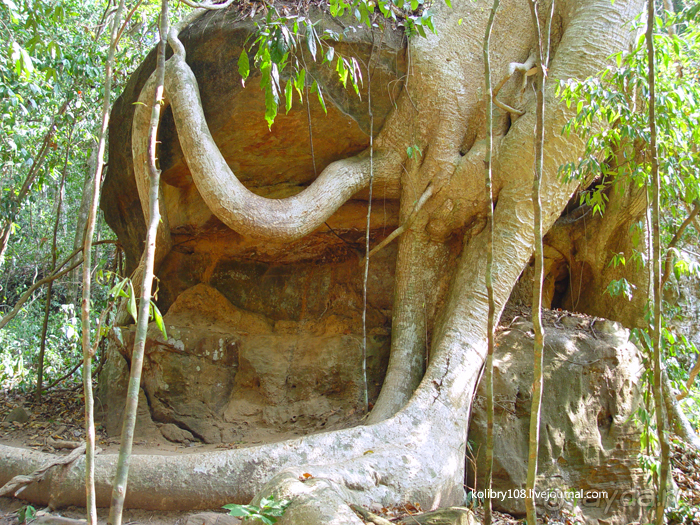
xmin=0 ymin=402 xmax=467 ymax=514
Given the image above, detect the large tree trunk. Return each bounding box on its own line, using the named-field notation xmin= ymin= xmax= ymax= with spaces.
xmin=0 ymin=0 xmax=644 ymax=520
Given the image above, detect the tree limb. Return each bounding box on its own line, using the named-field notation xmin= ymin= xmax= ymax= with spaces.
xmin=0 ymin=239 xmax=117 ymax=329
xmin=491 ymin=53 xmax=536 ymax=117
xmin=646 ymin=0 xmax=671 ymax=520
xmin=525 ymin=2 xmax=554 ymax=523
xmin=162 ymin=53 xmax=398 ymax=242
xmin=483 ymin=2 xmax=500 ymax=523
xmin=677 ymin=356 xmax=700 ymax=402
xmin=0 ymin=259 xmax=83 ymax=329
xmin=109 ymin=2 xmax=167 ymax=523
xmin=663 ymin=371 xmax=700 ymax=449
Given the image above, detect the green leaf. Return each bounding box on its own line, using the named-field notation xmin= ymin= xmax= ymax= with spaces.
xmin=336 ymin=57 xmax=347 ymax=87
xmin=110 ymin=277 xmax=129 ymax=298
xmin=223 ymin=504 xmax=255 ymax=517
xmin=306 ymin=24 xmax=317 ymax=60
xmin=238 ymin=50 xmax=250 ymax=83
xmin=313 ymin=80 xmax=326 ymax=114
xmin=285 ymin=80 xmax=293 ymax=113
xmin=151 ymin=302 xmax=167 ymax=339
xmin=294 ymin=69 xmax=305 ymax=102
xmin=127 ymin=281 xmax=138 ymax=323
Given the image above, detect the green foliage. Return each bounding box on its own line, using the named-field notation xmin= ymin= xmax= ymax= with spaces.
xmin=558 ymin=12 xmax=700 ymax=217
xmin=558 ymin=9 xmax=700 ymax=305
xmin=223 ymin=496 xmax=291 ymax=525
xmin=238 ymin=8 xmax=363 ymax=128
xmin=329 ymin=0 xmax=437 ymax=38
xmin=17 ymin=504 xmax=36 ymax=524
xmin=406 ymin=144 xmax=422 ymax=159
xmin=0 ymin=0 xmax=166 ymax=393
xmin=237 ymin=0 xmax=448 ymax=127
xmin=110 ymin=276 xmax=167 ymax=339
xmin=561 ymin=10 xmax=700 ymax=519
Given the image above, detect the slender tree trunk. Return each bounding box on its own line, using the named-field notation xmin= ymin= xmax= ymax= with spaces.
xmin=525 ymin=2 xmax=554 ymax=523
xmin=663 ymin=371 xmax=700 ymax=450
xmin=37 ymin=125 xmax=73 ymax=404
xmin=108 ymin=2 xmax=168 ymax=523
xmin=361 ymin=55 xmax=374 ymax=414
xmin=483 ymin=2 xmax=500 ymax=523
xmin=81 ymin=0 xmax=126 ymax=522
xmin=70 ymin=142 xmax=98 ymax=306
xmin=646 ymin=2 xmax=670 ymax=522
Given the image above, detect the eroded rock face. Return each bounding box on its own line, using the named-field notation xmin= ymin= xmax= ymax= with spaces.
xmin=468 ymin=314 xmax=645 ymax=525
xmin=100 ymin=6 xmax=406 ymax=445
xmin=99 ymin=273 xmax=392 ymax=444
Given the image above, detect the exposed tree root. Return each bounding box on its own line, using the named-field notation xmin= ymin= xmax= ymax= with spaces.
xmin=364 ymin=183 xmax=434 ymax=262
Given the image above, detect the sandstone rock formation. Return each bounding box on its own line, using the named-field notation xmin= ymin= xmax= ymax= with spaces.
xmin=87 ymin=0 xmax=653 ymax=519
xmin=99 ymin=6 xmax=409 ymax=442
xmin=98 ymin=282 xmax=392 ymax=444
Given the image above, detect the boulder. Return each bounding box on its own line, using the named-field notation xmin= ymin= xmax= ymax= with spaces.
xmin=97 ymin=8 xmax=406 ymax=439
xmin=4 ymin=406 xmax=30 ymax=424
xmin=102 ymin=6 xmax=406 ymax=289
xmin=160 ymin=423 xmax=194 ymax=444
xmin=468 ymin=312 xmax=645 ymax=525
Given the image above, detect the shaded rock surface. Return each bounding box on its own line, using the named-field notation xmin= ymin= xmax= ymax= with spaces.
xmin=98 ymin=282 xmax=391 ymax=444
xmin=468 ymin=312 xmax=645 ymax=525
xmin=4 ymin=407 xmax=29 ymax=424
xmin=98 ymin=5 xmax=405 ymax=446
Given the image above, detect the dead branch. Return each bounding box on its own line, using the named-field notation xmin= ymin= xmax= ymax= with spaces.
xmin=363 ymin=183 xmax=434 ymax=263
xmin=0 ymin=258 xmax=83 ymax=329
